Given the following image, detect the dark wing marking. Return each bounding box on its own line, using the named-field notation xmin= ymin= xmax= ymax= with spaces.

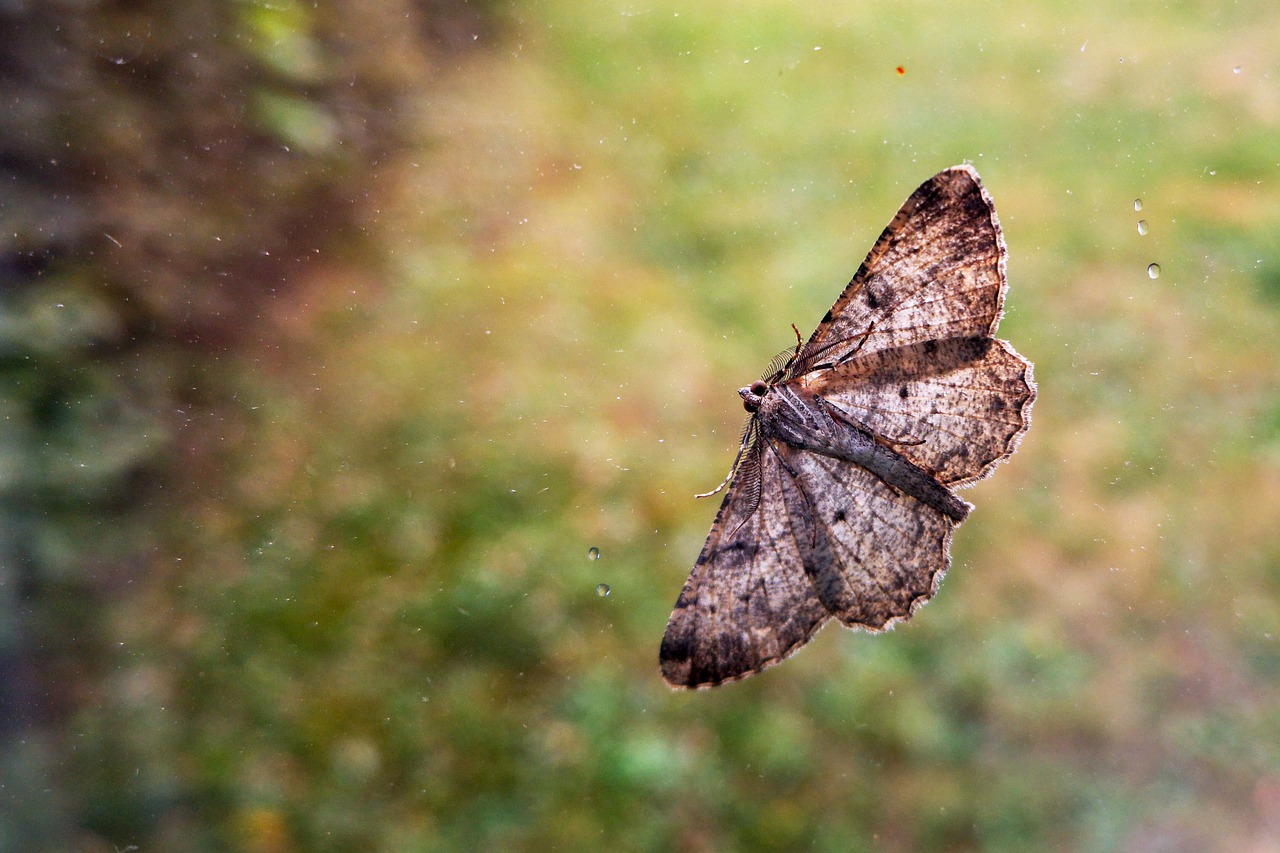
xmin=772 ymin=443 xmax=956 ymax=628
xmin=662 ymin=165 xmax=1035 ymax=689
xmin=660 ymin=437 xmax=831 ymax=689
xmin=803 ymin=337 xmax=1035 ymax=486
xmin=792 ymin=165 xmax=1007 ymax=373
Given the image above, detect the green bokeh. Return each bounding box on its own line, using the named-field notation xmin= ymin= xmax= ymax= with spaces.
xmin=4 ymin=1 xmax=1280 ymax=851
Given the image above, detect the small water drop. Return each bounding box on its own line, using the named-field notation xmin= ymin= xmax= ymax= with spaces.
xmin=587 ymin=547 xmax=601 ymax=561
xmin=1134 ymin=198 xmax=1143 ymax=212
xmin=1136 ymin=219 xmax=1148 ymax=236
xmin=1147 ymin=263 xmax=1161 ymax=279
xmin=1233 ymin=65 xmax=1242 ymax=75
xmin=596 ymin=583 xmax=611 ymax=597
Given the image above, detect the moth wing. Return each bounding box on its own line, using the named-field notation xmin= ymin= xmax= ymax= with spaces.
xmin=662 ymin=166 xmax=1034 ymax=688
xmin=772 ymin=442 xmax=957 ymax=629
xmin=801 ymin=336 xmax=1035 ymax=487
xmin=660 ymin=437 xmax=831 ymax=689
xmin=794 ymin=164 xmax=1034 ymax=486
xmin=796 ymin=165 xmax=1008 ymax=371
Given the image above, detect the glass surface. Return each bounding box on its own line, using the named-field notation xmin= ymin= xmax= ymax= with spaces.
xmin=3 ymin=1 xmax=1278 ymax=850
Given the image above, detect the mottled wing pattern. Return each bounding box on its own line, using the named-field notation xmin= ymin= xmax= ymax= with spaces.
xmin=798 ymin=166 xmax=1034 ymax=486
xmin=794 ymin=165 xmax=1006 ymax=371
xmin=772 ymin=443 xmax=955 ymax=628
xmin=804 ymin=337 xmax=1035 ymax=486
xmin=661 ymin=165 xmax=1035 ymax=689
xmin=660 ymin=438 xmax=831 ymax=689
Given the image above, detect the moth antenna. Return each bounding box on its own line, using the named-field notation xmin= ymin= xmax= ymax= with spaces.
xmin=695 ymin=433 xmax=748 ymax=499
xmin=694 ymin=469 xmax=735 ymax=500
xmin=696 ymin=418 xmax=757 ymax=499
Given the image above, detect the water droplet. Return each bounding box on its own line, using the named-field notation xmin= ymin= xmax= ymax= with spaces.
xmin=1147 ymin=263 xmax=1161 ymax=279
xmin=1233 ymin=65 xmax=1242 ymax=75
xmin=1136 ymin=219 xmax=1148 ymax=236
xmin=587 ymin=547 xmax=600 ymax=561
xmin=596 ymin=583 xmax=611 ymax=597
xmin=1134 ymin=198 xmax=1143 ymax=212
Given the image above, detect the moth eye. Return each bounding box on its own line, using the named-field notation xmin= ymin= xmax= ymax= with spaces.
xmin=743 ymin=398 xmax=759 ymax=413
xmin=750 ymin=381 xmax=768 ymax=396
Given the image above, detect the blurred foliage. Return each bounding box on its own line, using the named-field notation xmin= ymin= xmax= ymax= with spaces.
xmin=4 ymin=0 xmax=1280 ymax=851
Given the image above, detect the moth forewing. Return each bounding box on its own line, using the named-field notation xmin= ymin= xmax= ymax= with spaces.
xmin=659 ymin=165 xmax=1036 ymax=689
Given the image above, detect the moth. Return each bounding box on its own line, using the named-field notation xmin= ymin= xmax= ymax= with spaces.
xmin=660 ymin=165 xmax=1036 ymax=689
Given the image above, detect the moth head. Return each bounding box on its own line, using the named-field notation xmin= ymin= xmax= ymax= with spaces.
xmin=740 ymin=381 xmax=769 ymax=413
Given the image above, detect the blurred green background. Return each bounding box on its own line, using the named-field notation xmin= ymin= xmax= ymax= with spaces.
xmin=3 ymin=0 xmax=1279 ymax=850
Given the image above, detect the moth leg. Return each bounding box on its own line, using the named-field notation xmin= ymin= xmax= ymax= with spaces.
xmin=768 ymin=323 xmax=807 ymax=379
xmin=877 ymin=434 xmax=926 ymax=448
xmin=819 ymin=397 xmax=939 ymax=478
xmin=819 ymin=397 xmax=927 ymax=449
xmin=816 ymin=395 xmax=869 ymax=433
xmin=794 ymin=321 xmax=878 ymax=375
xmin=695 ymin=471 xmax=734 ymax=500
xmin=834 ymin=321 xmax=877 ymax=366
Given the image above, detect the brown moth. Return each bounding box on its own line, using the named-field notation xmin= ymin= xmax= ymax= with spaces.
xmin=660 ymin=165 xmax=1035 ymax=689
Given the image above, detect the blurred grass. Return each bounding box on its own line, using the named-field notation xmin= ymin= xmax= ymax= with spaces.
xmin=5 ymin=0 xmax=1280 ymax=851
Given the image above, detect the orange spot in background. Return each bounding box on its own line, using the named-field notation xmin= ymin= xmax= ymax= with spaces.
xmin=896 ymin=66 xmax=905 ymax=75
